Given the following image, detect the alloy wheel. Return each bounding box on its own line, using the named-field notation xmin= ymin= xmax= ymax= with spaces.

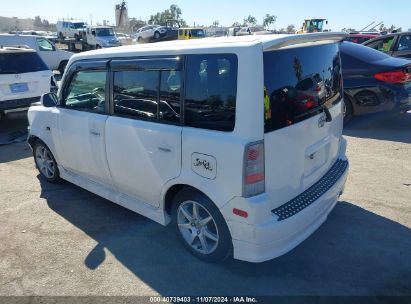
xmin=177 ymin=200 xmax=219 ymax=255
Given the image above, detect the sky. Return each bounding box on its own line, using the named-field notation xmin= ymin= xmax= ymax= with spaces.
xmin=2 ymin=0 xmax=410 ymax=31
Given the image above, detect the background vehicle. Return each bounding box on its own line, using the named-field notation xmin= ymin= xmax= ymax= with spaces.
xmin=0 ymin=34 xmax=73 ymax=74
xmin=340 ymin=42 xmax=411 ymax=123
xmin=0 ymin=46 xmax=55 ymax=114
xmin=344 ymin=33 xmax=379 ymax=44
xmin=56 ymin=21 xmax=86 ymax=40
xmin=227 ymin=26 xmax=241 ymax=36
xmin=135 ymin=25 xmax=166 ymax=42
xmin=28 ymin=33 xmax=348 ymax=263
xmin=83 ymin=26 xmax=121 ymax=49
xmin=177 ymin=28 xmax=206 ymax=40
xmin=235 ymin=26 xmax=271 ymax=36
xmin=363 ymin=32 xmax=411 ymax=59
xmin=296 ymin=19 xmax=328 ymax=34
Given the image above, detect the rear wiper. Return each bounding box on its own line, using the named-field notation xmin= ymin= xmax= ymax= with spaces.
xmin=294 ymin=104 xmax=333 ymax=122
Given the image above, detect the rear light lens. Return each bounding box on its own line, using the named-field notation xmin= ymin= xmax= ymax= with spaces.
xmin=243 ymin=141 xmax=265 ymax=198
xmin=315 ymin=85 xmax=321 ymax=92
xmin=374 ymin=70 xmax=411 ymax=84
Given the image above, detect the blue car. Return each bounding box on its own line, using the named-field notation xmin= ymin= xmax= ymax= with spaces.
xmin=340 ymin=42 xmax=411 ymax=124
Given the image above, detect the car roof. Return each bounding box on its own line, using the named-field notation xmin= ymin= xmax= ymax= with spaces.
xmin=0 ymin=46 xmax=36 ymax=53
xmin=0 ymin=34 xmax=45 ymax=39
xmin=71 ymin=32 xmax=347 ymax=62
xmin=363 ymin=32 xmax=411 ymax=44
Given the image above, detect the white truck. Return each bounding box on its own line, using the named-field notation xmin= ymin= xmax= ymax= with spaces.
xmin=83 ymin=26 xmax=121 ymax=49
xmin=56 ymin=21 xmax=86 ymax=40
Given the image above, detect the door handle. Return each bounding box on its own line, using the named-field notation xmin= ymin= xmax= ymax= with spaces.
xmin=90 ymin=131 xmax=101 ymax=136
xmin=158 ymin=146 xmax=171 ymax=153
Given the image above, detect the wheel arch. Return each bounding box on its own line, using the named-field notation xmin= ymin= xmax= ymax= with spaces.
xmin=163 ymin=184 xmax=212 ymax=216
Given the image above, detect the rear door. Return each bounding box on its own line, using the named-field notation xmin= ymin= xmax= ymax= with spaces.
xmin=263 ymin=43 xmax=344 ymax=209
xmin=105 ymin=58 xmax=182 ymax=207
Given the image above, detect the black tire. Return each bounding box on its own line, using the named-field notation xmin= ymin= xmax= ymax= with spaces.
xmin=154 ymin=31 xmax=160 ymax=40
xmin=58 ymin=61 xmax=68 ymax=75
xmin=343 ymin=95 xmax=353 ymax=125
xmin=137 ymin=37 xmax=143 ymax=43
xmin=96 ymin=44 xmax=101 ymax=49
xmin=33 ymin=141 xmax=61 ymax=183
xmin=171 ymin=188 xmax=232 ymax=263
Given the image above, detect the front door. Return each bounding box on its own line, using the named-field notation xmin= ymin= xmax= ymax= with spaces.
xmin=56 ymin=61 xmax=113 ymax=186
xmin=105 ymin=58 xmax=183 ymax=207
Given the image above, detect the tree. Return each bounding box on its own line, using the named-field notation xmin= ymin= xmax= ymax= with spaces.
xmin=148 ymin=4 xmax=186 ymax=26
xmin=34 ymin=16 xmax=42 ymax=28
xmin=263 ymin=14 xmax=277 ymax=30
xmin=243 ymin=15 xmax=257 ymax=26
xmin=213 ymin=20 xmax=220 ymax=27
xmin=232 ymin=22 xmax=241 ymax=27
xmin=286 ymin=24 xmax=295 ymax=33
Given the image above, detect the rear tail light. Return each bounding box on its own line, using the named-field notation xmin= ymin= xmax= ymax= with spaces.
xmin=315 ymin=85 xmax=322 ymax=92
xmin=243 ymin=141 xmax=265 ymax=198
xmin=374 ymin=70 xmax=411 ymax=84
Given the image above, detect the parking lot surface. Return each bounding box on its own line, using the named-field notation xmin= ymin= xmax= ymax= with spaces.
xmin=0 ymin=111 xmax=410 ymax=296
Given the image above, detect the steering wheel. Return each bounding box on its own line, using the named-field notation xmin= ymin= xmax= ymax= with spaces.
xmin=91 ymin=87 xmax=105 ymax=110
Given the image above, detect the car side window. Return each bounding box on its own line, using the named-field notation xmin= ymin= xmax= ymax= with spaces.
xmin=113 ymin=70 xmax=182 ymax=123
xmin=113 ymin=70 xmax=159 ymax=120
xmin=368 ymin=37 xmax=395 ymax=53
xmin=184 ymin=54 xmax=238 ymax=132
xmin=36 ymin=38 xmax=55 ymax=52
xmin=63 ymin=71 xmax=107 ymax=114
xmin=398 ymin=35 xmax=411 ymax=51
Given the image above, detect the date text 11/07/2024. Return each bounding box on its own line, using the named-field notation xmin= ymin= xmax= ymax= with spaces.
xmin=149 ymin=296 xmax=258 ymax=303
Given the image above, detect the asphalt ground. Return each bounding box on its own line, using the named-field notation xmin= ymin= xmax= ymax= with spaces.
xmin=0 ymin=110 xmax=410 ymax=297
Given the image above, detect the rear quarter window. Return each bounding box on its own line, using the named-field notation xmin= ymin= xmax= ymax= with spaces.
xmin=264 ymin=43 xmax=342 ymax=133
xmin=184 ymin=54 xmax=238 ymax=132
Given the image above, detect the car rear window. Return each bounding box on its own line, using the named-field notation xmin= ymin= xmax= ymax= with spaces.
xmin=341 ymin=41 xmax=389 ymax=62
xmin=0 ymin=52 xmax=48 ymax=74
xmin=264 ymin=43 xmax=342 ymax=133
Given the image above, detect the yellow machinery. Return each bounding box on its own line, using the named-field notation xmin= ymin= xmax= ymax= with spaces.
xmin=296 ymin=19 xmax=328 ymax=34
xmin=178 ymin=28 xmax=206 ymax=40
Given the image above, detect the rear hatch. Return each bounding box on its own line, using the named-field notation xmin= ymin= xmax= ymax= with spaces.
xmin=0 ymin=51 xmax=51 ymax=101
xmin=263 ymin=41 xmax=344 ymax=208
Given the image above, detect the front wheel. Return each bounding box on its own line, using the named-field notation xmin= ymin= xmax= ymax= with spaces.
xmin=154 ymin=31 xmax=160 ymax=40
xmin=33 ymin=141 xmax=61 ymax=183
xmin=172 ymin=188 xmax=232 ymax=263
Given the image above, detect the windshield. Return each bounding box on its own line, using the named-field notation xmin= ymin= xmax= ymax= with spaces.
xmin=0 ymin=52 xmax=48 ymax=74
xmin=73 ymin=22 xmax=85 ymax=29
xmin=96 ymin=28 xmax=114 ymax=37
xmin=306 ymin=20 xmax=324 ymax=32
xmin=250 ymin=26 xmax=266 ymax=32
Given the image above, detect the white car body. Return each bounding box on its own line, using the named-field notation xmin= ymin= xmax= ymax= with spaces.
xmin=135 ymin=25 xmax=166 ymax=42
xmin=0 ymin=47 xmax=53 ymax=111
xmin=0 ymin=35 xmax=73 ymax=72
xmin=56 ymin=21 xmax=86 ymax=39
xmin=28 ymin=33 xmax=349 ymax=263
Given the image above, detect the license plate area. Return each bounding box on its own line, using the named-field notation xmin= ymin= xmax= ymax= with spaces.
xmin=10 ymin=83 xmax=29 ymax=93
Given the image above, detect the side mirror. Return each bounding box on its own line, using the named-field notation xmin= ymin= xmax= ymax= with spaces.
xmin=326 ymin=20 xmax=329 ymax=25
xmin=41 ymin=93 xmax=58 ymax=108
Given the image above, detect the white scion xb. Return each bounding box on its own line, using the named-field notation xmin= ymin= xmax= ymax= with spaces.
xmin=28 ymin=33 xmax=349 ymax=263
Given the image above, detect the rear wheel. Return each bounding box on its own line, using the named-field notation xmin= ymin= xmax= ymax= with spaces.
xmin=172 ymin=188 xmax=232 ymax=263
xmin=343 ymin=95 xmax=353 ymax=125
xmin=33 ymin=141 xmax=61 ymax=183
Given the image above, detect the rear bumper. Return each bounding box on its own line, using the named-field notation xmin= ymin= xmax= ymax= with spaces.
xmin=223 ymin=157 xmax=349 ymax=263
xmin=0 ymin=96 xmax=40 ymax=110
